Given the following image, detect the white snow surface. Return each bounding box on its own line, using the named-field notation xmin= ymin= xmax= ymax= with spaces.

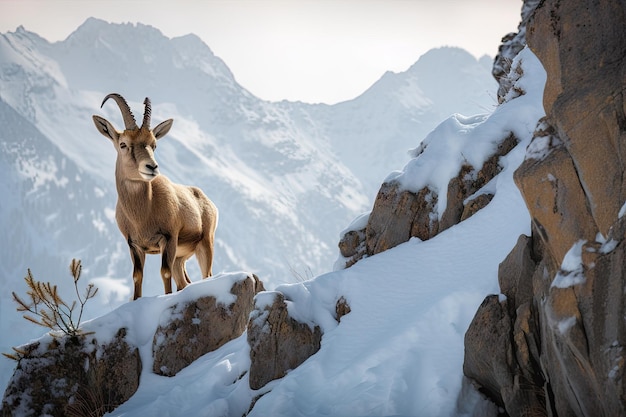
xmin=105 ymin=47 xmax=545 ymax=417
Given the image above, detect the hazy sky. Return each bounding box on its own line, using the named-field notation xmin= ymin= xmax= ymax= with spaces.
xmin=0 ymin=0 xmax=522 ymax=104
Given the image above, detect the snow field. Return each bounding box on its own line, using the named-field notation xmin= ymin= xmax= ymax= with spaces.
xmin=108 ymin=47 xmax=545 ymax=416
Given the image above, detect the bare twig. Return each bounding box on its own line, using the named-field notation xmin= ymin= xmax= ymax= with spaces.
xmin=9 ymin=259 xmax=99 ymax=341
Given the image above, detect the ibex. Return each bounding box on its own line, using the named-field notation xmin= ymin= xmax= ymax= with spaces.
xmin=93 ymin=93 xmax=218 ymax=300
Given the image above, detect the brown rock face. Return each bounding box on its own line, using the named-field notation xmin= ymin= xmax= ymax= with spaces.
xmin=464 ymin=0 xmax=626 ymax=415
xmin=366 ymin=182 xmax=439 ymax=255
xmin=153 ymin=273 xmax=264 ymax=376
xmin=1 ymin=329 xmax=141 ymax=417
xmin=339 ymin=132 xmax=518 ymax=269
xmin=460 ymin=193 xmax=494 ymax=222
xmin=527 ymin=0 xmax=626 ymax=235
xmin=247 ymin=292 xmax=323 ymax=390
xmin=514 ymin=121 xmax=598 ymax=264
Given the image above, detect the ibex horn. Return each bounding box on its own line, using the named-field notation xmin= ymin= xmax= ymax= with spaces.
xmin=100 ymin=93 xmax=138 ymax=131
xmin=141 ymin=97 xmax=151 ymax=130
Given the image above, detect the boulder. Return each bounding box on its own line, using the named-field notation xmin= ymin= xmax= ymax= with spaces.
xmin=464 ymin=234 xmax=547 ymax=416
xmin=460 ymin=193 xmax=493 ymax=222
xmin=153 ymin=273 xmax=264 ymax=376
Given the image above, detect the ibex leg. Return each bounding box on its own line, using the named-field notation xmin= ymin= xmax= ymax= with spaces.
xmin=129 ymin=240 xmax=145 ymax=300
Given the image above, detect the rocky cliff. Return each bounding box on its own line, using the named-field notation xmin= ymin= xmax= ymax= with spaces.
xmin=464 ymin=0 xmax=626 ymax=415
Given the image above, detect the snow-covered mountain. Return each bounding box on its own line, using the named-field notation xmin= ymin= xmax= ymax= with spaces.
xmin=316 ymin=47 xmax=495 ymax=195
xmin=0 ymin=18 xmax=496 ymax=392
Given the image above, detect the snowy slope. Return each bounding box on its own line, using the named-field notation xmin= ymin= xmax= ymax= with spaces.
xmin=248 ymin=48 xmax=544 ymax=416
xmin=68 ymin=47 xmax=543 ymax=417
xmin=1 ymin=19 xmax=497 ymax=394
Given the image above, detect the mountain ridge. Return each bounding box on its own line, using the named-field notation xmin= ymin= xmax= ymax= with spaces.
xmin=0 ymin=18 xmax=496 ymax=391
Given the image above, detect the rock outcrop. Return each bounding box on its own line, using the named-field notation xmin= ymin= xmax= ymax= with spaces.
xmin=247 ymin=291 xmax=323 ymax=391
xmin=464 ymin=0 xmax=626 ymax=415
xmin=1 ymin=328 xmax=141 ymax=417
xmin=339 ymin=132 xmax=518 ymax=269
xmin=153 ymin=274 xmax=264 ymax=376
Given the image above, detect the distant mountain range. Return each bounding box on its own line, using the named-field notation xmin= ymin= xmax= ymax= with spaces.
xmin=0 ymin=18 xmax=496 ymax=387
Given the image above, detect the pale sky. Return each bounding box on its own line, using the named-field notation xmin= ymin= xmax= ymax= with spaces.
xmin=0 ymin=0 xmax=522 ymax=104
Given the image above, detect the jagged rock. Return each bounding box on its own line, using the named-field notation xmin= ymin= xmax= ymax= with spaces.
xmin=497 ymin=234 xmax=535 ymax=311
xmin=440 ymin=164 xmax=475 ymax=231
xmin=464 ymin=235 xmax=546 ymax=416
xmin=1 ymin=328 xmax=140 ymax=417
xmin=464 ymin=295 xmax=547 ymax=415
xmin=336 ymin=182 xmax=437 ymax=269
xmin=153 ymin=273 xmax=264 ymax=376
xmin=464 ymin=294 xmax=515 ymax=409
xmin=247 ymin=291 xmax=322 ymax=390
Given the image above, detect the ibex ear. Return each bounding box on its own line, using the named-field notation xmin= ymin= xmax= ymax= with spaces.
xmin=92 ymin=115 xmax=119 ymax=142
xmin=153 ymin=119 xmax=173 ymax=140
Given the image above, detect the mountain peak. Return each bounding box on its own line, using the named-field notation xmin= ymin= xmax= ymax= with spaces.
xmin=4 ymin=24 xmax=50 ymax=46
xmin=66 ymin=17 xmax=165 ymax=47
xmin=46 ymin=17 xmax=236 ymax=97
xmin=408 ymin=46 xmax=479 ymax=74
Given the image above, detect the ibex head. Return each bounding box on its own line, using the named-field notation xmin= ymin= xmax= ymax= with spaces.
xmin=93 ymin=93 xmax=173 ymax=181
